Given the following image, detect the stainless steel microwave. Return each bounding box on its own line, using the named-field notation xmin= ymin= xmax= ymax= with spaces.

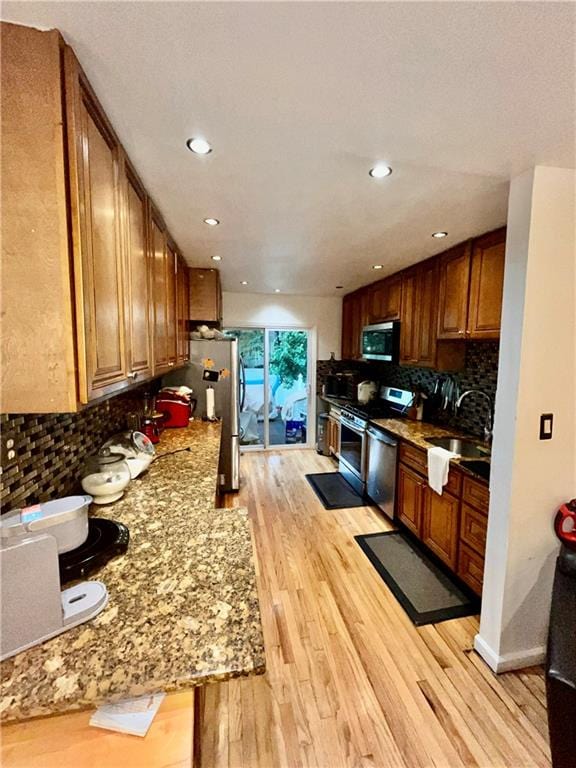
xmin=361 ymin=321 xmax=400 ymax=362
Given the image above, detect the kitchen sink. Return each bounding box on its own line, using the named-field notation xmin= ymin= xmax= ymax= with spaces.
xmin=460 ymin=460 xmax=491 ymax=482
xmin=425 ymin=436 xmax=490 ymax=459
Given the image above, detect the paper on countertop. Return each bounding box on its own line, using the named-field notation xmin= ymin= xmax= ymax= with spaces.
xmin=89 ymin=692 xmax=166 ymax=737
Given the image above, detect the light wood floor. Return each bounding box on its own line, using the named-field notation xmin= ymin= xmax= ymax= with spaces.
xmin=2 ymin=449 xmax=550 ymax=768
xmin=206 ymin=449 xmax=551 ymax=768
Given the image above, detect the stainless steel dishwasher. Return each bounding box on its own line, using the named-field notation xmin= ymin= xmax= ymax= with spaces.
xmin=366 ymin=426 xmax=398 ymax=520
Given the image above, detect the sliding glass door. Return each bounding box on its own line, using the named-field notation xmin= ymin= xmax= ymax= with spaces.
xmin=226 ymin=327 xmax=312 ymax=449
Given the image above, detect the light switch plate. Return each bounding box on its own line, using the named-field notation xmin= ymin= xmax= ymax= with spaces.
xmin=539 ymin=413 xmax=553 ymax=440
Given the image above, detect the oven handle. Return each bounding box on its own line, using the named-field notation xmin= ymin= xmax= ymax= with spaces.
xmin=340 ymin=416 xmax=366 ymax=436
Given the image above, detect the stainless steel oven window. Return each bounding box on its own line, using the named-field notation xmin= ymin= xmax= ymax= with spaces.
xmin=339 ymin=417 xmax=365 ymax=480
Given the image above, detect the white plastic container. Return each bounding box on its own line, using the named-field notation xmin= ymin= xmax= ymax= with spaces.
xmin=1 ymin=495 xmax=93 ymax=554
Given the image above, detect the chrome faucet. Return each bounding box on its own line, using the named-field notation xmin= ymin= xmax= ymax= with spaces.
xmin=455 ymin=389 xmax=494 ymax=443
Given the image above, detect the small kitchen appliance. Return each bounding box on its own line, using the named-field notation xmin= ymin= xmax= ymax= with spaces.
xmin=0 ymin=525 xmax=108 ymax=661
xmin=357 ymin=380 xmax=378 ymax=404
xmin=59 ymin=517 xmax=130 ymax=584
xmin=361 ymin=321 xmax=400 ymax=362
xmin=323 ymin=372 xmax=356 ymax=400
xmin=156 ymin=387 xmax=196 ymax=428
xmin=1 ymin=495 xmax=93 ymax=554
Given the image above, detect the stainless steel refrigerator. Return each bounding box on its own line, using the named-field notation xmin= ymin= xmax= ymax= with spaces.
xmin=164 ymin=338 xmax=241 ymax=492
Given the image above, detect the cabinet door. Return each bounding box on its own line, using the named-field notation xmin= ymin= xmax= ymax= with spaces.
xmin=437 ymin=242 xmax=471 ymax=339
xmin=381 ymin=275 xmax=402 ymax=321
xmin=397 ymin=464 xmax=423 ymax=537
xmin=467 ymin=228 xmax=506 ymax=339
xmin=341 ymin=295 xmax=354 ymax=359
xmin=150 ymin=209 xmax=168 ymax=372
xmin=123 ymin=160 xmax=152 ymax=380
xmin=189 ymin=268 xmax=221 ymax=323
xmin=458 ymin=543 xmax=485 ymax=596
xmin=65 ymin=49 xmax=127 ymax=402
xmin=176 ymin=256 xmax=190 ymax=363
xmin=399 ymin=270 xmax=418 ymax=364
xmin=416 ymin=260 xmax=438 ymax=367
xmin=165 ymin=241 xmax=177 ymax=367
xmin=341 ymin=292 xmax=364 ymax=360
xmin=421 ymin=486 xmax=460 ymax=569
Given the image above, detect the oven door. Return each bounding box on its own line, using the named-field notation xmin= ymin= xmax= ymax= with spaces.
xmin=339 ymin=416 xmax=366 ymax=493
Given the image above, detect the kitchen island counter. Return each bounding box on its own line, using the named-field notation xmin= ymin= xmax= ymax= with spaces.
xmin=0 ymin=421 xmax=265 ymax=723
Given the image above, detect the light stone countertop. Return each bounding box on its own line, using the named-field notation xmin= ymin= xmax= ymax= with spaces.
xmin=0 ymin=420 xmax=265 ymax=722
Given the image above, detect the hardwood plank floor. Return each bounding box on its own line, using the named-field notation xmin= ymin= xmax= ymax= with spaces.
xmin=209 ymin=448 xmax=551 ymax=768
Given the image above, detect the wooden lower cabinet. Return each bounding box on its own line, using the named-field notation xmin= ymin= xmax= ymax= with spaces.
xmin=396 ymin=440 xmax=489 ymax=596
xmin=397 ymin=463 xmax=423 ymax=537
xmin=458 ymin=543 xmax=485 ymax=595
xmin=328 ymin=414 xmax=340 ymax=457
xmin=421 ymin=486 xmax=460 ymax=569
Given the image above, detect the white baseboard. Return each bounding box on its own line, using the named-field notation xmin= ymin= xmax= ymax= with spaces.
xmin=474 ymin=634 xmax=546 ymax=673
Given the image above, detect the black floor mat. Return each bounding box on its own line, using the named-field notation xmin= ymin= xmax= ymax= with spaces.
xmin=306 ymin=472 xmax=368 ymax=509
xmin=355 ymin=530 xmax=479 ymax=626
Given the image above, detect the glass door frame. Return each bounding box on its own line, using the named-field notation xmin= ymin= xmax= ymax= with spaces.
xmin=227 ymin=324 xmax=317 ymax=452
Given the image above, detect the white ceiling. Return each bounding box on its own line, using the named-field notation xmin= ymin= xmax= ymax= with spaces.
xmin=3 ymin=2 xmax=575 ymax=296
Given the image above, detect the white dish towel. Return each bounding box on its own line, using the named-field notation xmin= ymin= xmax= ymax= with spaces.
xmin=427 ymin=446 xmax=459 ymax=495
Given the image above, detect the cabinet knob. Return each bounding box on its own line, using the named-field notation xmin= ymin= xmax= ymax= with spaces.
xmin=458 ymin=330 xmax=465 ymax=335
xmin=128 ymin=371 xmax=138 ymax=380
xmin=168 ymin=361 xmax=175 ymax=367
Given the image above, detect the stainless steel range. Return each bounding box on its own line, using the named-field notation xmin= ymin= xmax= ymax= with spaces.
xmin=338 ymin=386 xmax=414 ymax=498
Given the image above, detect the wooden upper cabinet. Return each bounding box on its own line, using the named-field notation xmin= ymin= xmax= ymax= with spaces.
xmin=64 ymin=47 xmax=127 ymax=402
xmin=189 ymin=268 xmax=222 ymax=325
xmin=165 ymin=240 xmax=178 ymax=367
xmin=367 ymin=275 xmax=402 ymax=324
xmin=341 ymin=290 xmax=367 ymax=360
xmin=467 ymin=228 xmax=506 ymax=339
xmin=175 ymin=257 xmax=188 ymax=364
xmin=122 ymin=159 xmax=152 ymax=380
xmin=399 ymin=269 xmax=418 ymax=364
xmin=381 ymin=275 xmax=402 ymax=321
xmin=437 ymin=242 xmax=472 ymax=339
xmin=415 ymin=259 xmax=438 ymax=368
xmin=150 ymin=208 xmax=168 ymax=373
xmin=1 ymin=24 xmax=190 ymax=413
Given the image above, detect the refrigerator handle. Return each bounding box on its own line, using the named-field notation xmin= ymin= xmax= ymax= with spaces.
xmin=239 ymin=355 xmax=246 ymax=411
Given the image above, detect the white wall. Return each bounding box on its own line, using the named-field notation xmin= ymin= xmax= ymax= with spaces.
xmin=222 ymin=292 xmax=342 ymax=360
xmin=476 ymin=166 xmax=576 ymax=672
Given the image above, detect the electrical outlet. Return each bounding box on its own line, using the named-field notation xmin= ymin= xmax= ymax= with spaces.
xmin=1 ymin=431 xmax=20 ymax=469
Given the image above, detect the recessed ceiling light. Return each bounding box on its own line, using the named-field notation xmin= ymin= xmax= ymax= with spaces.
xmin=274 ymin=289 xmax=281 ymax=293
xmin=432 ymin=231 xmax=448 ymax=238
xmin=372 ymin=264 xmax=384 ymax=270
xmin=203 ymin=218 xmax=220 ymax=226
xmin=211 ymin=255 xmax=222 ymax=261
xmin=241 ymin=280 xmax=249 ymax=285
xmin=186 ymin=137 xmax=212 ymax=155
xmin=369 ymin=164 xmax=392 ymax=179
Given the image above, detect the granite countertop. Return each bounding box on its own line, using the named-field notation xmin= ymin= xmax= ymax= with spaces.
xmin=369 ymin=418 xmax=491 ymax=482
xmin=0 ymin=421 xmax=265 ymax=723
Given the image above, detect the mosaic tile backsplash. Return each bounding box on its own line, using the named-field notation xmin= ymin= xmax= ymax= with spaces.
xmin=318 ymin=342 xmax=499 ymax=438
xmin=0 ymin=386 xmax=151 ymax=511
